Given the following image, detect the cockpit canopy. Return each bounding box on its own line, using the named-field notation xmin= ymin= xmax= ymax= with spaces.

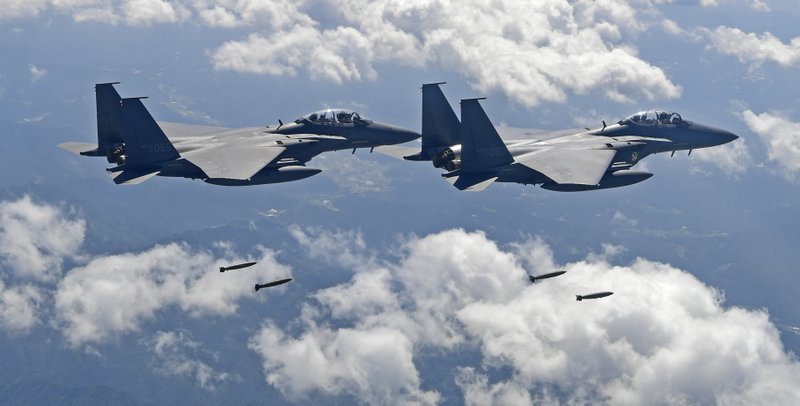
xmin=295 ymin=109 xmax=370 ymax=125
xmin=619 ymin=110 xmax=685 ymax=126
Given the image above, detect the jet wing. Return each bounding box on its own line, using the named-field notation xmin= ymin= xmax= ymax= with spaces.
xmin=184 ymin=143 xmax=286 ymax=180
xmin=158 ymin=122 xmax=233 ymax=138
xmin=516 ymin=148 xmax=616 ymax=185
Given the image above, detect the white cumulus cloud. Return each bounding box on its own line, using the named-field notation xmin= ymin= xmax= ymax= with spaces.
xmin=54 ymin=243 xmax=291 ymax=347
xmin=1 ymin=1 xmax=682 ymax=106
xmin=121 ymin=0 xmax=190 ymax=26
xmin=211 ymin=0 xmax=681 ymax=106
xmin=212 ymin=25 xmax=378 ymax=83
xmin=455 ymin=367 xmax=537 ymax=406
xmin=0 ymin=0 xmax=49 ymax=20
xmin=0 ymin=195 xmax=85 ymax=282
xmin=0 ymin=280 xmax=43 ymax=333
xmin=250 ymin=228 xmax=800 ymax=404
xmin=194 ymin=0 xmax=313 ymax=29
xmin=692 ymin=138 xmax=752 ymax=175
xmin=740 ymin=110 xmax=800 ymax=182
xmin=249 ymin=322 xmax=440 ymax=405
xmin=706 ymin=26 xmax=800 ymax=68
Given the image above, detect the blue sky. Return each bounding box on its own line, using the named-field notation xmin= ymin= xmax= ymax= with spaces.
xmin=1 ymin=1 xmax=800 ymax=404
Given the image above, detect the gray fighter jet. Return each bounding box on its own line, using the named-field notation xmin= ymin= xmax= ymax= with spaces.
xmin=59 ymin=83 xmax=419 ymax=185
xmin=402 ymin=83 xmax=738 ymax=191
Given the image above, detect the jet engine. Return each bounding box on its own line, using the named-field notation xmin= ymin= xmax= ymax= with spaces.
xmin=106 ymin=144 xmax=126 ymax=166
xmin=432 ymin=144 xmax=462 ymax=171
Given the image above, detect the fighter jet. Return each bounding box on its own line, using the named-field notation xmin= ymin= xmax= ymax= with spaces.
xmin=59 ymin=83 xmax=420 ymax=185
xmin=402 ymin=83 xmax=738 ymax=191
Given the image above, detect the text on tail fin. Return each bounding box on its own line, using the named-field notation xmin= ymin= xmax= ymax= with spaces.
xmin=120 ymin=97 xmax=179 ymax=167
xmin=459 ymin=98 xmax=513 ymax=170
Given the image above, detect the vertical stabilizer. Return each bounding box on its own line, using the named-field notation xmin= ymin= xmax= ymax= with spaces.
xmin=95 ymin=82 xmax=125 ymax=155
xmin=460 ymin=98 xmax=513 ymax=170
xmin=121 ymin=97 xmax=180 ymax=166
xmin=421 ymin=82 xmax=461 ymax=158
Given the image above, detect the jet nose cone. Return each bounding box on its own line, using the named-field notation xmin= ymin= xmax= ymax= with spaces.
xmin=710 ymin=128 xmax=739 ymax=147
xmin=723 ymin=130 xmax=739 ymax=144
xmin=398 ymin=128 xmax=422 ymax=143
xmin=373 ymin=123 xmax=421 ymax=144
xmin=694 ymin=123 xmax=740 ymax=147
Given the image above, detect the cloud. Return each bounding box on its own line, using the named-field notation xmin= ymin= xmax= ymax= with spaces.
xmin=0 ymin=195 xmax=85 ymax=282
xmin=706 ymin=26 xmax=800 ymax=68
xmin=740 ymin=110 xmax=800 ymax=181
xmin=249 ymin=322 xmax=440 ymax=405
xmin=314 ymin=153 xmax=390 ymax=195
xmin=211 ymin=26 xmax=378 ymax=83
xmin=611 ymin=211 xmax=638 ymax=228
xmin=289 ymin=225 xmax=370 ymax=270
xmin=250 ymin=228 xmax=800 ymax=404
xmin=0 ymin=0 xmax=48 ymax=20
xmin=692 ymin=138 xmax=752 ymax=175
xmin=747 ymin=0 xmax=770 ymax=11
xmin=145 ymin=330 xmax=233 ymax=391
xmin=121 ymin=0 xmax=190 ymax=26
xmin=210 ymin=0 xmax=681 ymax=106
xmin=71 ymin=5 xmax=120 ymax=24
xmin=0 ymin=193 xmax=306 ymax=396
xmin=1 ymin=1 xmax=681 ymax=106
xmin=54 ymin=243 xmax=292 ymax=347
xmin=194 ymin=0 xmax=313 ymax=29
xmin=1 ymin=0 xmax=187 ymax=25
xmin=698 ymin=0 xmax=769 ymax=10
xmin=29 ymin=63 xmax=47 ymax=82
xmin=455 ymin=367 xmax=536 ymax=405
xmin=22 ymin=112 xmax=51 ymax=124
xmin=0 ymin=280 xmax=43 ymax=333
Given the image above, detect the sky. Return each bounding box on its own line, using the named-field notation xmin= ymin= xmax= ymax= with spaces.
xmin=1 ymin=0 xmax=800 ymax=404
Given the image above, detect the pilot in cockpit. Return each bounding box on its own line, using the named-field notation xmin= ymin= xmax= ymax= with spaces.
xmin=337 ymin=111 xmax=353 ymax=123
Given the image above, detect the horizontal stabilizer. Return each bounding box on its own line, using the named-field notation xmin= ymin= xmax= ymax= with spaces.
xmin=109 ymin=169 xmax=160 ymax=185
xmin=373 ymin=145 xmax=422 ymax=160
xmin=58 ymin=142 xmax=101 ymax=156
